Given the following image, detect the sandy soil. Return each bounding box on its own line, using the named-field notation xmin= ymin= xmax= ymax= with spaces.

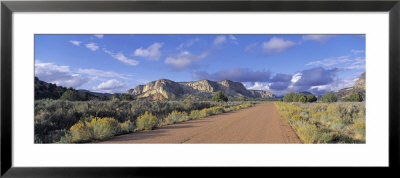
xmin=99 ymin=102 xmax=301 ymax=144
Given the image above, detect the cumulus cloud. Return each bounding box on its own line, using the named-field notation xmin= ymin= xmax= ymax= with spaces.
xmin=293 ymin=67 xmax=338 ymax=90
xmin=103 ymin=48 xmax=139 ymax=66
xmin=69 ymin=40 xmax=82 ymax=46
xmin=134 ymin=42 xmax=163 ymax=60
xmin=302 ymin=35 xmax=334 ymax=43
xmin=247 ymin=82 xmax=270 ymax=90
xmin=165 ymin=51 xmax=209 ymax=71
xmin=35 ymin=61 xmax=90 ymax=88
xmin=262 ymin=37 xmax=296 ymax=54
xmin=192 ymin=68 xmax=271 ymax=82
xmin=91 ymin=79 xmax=127 ymax=93
xmin=94 ymin=34 xmax=104 ymax=39
xmin=85 ymin=43 xmax=99 ymax=51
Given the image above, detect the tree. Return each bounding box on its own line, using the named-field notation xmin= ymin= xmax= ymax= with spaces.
xmin=321 ymin=92 xmax=338 ymax=103
xmin=111 ymin=93 xmax=120 ymax=100
xmin=306 ymin=94 xmax=317 ymax=102
xmin=343 ymin=92 xmax=363 ymax=102
xmin=59 ymin=90 xmax=80 ymax=101
xmin=120 ymin=93 xmax=134 ymax=101
xmin=212 ymin=91 xmax=228 ymax=102
xmin=298 ymin=95 xmax=307 ymax=103
xmin=349 ymin=92 xmax=363 ymax=102
xmin=293 ymin=93 xmax=306 ymax=102
xmin=283 ymin=92 xmax=295 ymax=102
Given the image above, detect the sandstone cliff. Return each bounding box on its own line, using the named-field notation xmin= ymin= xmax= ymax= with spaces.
xmin=126 ymin=79 xmax=275 ymax=100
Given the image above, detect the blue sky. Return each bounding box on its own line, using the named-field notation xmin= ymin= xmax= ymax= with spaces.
xmin=35 ymin=34 xmax=365 ymax=95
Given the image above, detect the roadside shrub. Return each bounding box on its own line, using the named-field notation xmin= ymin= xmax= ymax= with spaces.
xmin=68 ymin=117 xmax=121 ymax=142
xmin=88 ymin=117 xmax=121 ymax=140
xmin=189 ymin=110 xmax=202 ymax=120
xmin=275 ymin=102 xmax=365 ymax=143
xmin=164 ymin=110 xmax=189 ymax=125
xmin=70 ymin=121 xmax=93 ymax=143
xmin=297 ymin=124 xmax=319 ymax=143
xmin=120 ymin=120 xmax=136 ymax=134
xmin=136 ymin=111 xmax=158 ymax=131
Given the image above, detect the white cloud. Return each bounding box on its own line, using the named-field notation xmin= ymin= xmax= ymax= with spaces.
xmin=247 ymin=82 xmax=270 ymax=91
xmin=134 ymin=42 xmax=163 ymax=60
xmin=103 ymin=48 xmax=139 ymax=66
xmin=94 ymin=34 xmax=104 ymax=39
xmin=213 ymin=35 xmax=227 ymax=46
xmin=85 ymin=43 xmax=99 ymax=51
xmin=164 ymin=51 xmax=209 ymax=71
xmin=177 ymin=38 xmax=200 ymax=50
xmin=76 ymin=68 xmax=130 ymax=79
xmin=307 ymin=55 xmax=365 ymax=71
xmin=69 ymin=40 xmax=82 ymax=46
xmin=291 ymin=73 xmax=302 ymax=83
xmin=262 ymin=37 xmax=296 ymax=54
xmin=35 ymin=61 xmax=90 ymax=88
xmin=92 ymin=79 xmax=126 ymax=93
xmin=302 ymin=35 xmax=334 ymax=43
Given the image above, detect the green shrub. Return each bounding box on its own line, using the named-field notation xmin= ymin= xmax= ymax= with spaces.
xmin=164 ymin=110 xmax=189 ymax=125
xmin=189 ymin=110 xmax=202 ymax=120
xmin=120 ymin=94 xmax=134 ymax=101
xmin=70 ymin=121 xmax=93 ymax=142
xmin=120 ymin=120 xmax=136 ymax=134
xmin=342 ymin=92 xmax=363 ymax=102
xmin=283 ymin=92 xmax=295 ymax=102
xmin=212 ymin=91 xmax=228 ymax=102
xmin=306 ymin=94 xmax=317 ymax=102
xmin=87 ymin=117 xmax=121 ymax=140
xmin=136 ymin=111 xmax=158 ymax=131
xmin=59 ymin=90 xmax=80 ymax=101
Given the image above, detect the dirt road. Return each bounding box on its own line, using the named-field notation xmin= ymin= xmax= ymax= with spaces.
xmin=100 ymin=102 xmax=301 ymax=144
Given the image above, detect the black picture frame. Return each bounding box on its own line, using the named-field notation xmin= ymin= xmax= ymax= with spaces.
xmin=1 ymin=0 xmax=399 ymax=177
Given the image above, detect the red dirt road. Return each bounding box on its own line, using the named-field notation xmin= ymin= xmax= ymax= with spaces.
xmin=100 ymin=103 xmax=301 ymax=144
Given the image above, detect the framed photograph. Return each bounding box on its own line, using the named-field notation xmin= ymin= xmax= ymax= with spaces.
xmin=1 ymin=0 xmax=399 ymax=177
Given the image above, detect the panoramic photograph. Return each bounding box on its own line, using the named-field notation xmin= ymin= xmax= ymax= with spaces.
xmin=34 ymin=34 xmax=365 ymax=144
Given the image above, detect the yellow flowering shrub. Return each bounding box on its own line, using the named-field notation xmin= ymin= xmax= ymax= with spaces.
xmin=275 ymin=102 xmax=365 ymax=143
xmin=136 ymin=111 xmax=158 ymax=131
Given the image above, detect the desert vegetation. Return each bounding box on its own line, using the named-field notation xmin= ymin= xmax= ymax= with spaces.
xmin=275 ymin=102 xmax=365 ymax=143
xmin=35 ymin=99 xmax=257 ymax=143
